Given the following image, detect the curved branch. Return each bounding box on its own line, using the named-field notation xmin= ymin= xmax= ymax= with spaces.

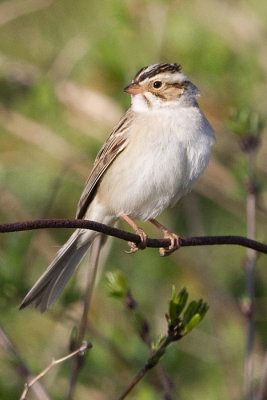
xmin=0 ymin=218 xmax=267 ymax=254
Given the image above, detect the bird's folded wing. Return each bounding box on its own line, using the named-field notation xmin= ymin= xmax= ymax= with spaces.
xmin=76 ymin=110 xmax=133 ymax=219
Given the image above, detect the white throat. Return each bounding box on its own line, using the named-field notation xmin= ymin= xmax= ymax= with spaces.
xmin=130 ymin=92 xmax=198 ymax=113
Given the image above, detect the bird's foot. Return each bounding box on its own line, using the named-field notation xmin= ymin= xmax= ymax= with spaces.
xmin=125 ymin=228 xmax=148 ymax=254
xmin=159 ymin=231 xmax=180 ymax=257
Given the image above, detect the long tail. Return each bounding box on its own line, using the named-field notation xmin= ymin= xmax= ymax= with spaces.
xmin=19 ymin=229 xmax=97 ymax=312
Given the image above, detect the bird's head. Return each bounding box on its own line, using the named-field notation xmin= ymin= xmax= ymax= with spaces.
xmin=124 ymin=63 xmax=199 ymax=112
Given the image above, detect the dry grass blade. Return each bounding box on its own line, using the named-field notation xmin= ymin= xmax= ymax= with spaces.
xmin=0 ymin=0 xmax=55 ymax=27
xmin=0 ymin=51 xmax=40 ymax=85
xmin=193 ymin=0 xmax=264 ymax=47
xmin=56 ymin=81 xmax=122 ymax=127
xmin=48 ymin=36 xmax=89 ymax=80
xmin=0 ymin=105 xmax=89 ymax=178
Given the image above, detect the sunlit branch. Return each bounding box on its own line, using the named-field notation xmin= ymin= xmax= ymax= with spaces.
xmin=0 ymin=219 xmax=267 ymax=254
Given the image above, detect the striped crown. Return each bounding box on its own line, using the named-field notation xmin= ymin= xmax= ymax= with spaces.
xmin=134 ymin=63 xmax=182 ymax=83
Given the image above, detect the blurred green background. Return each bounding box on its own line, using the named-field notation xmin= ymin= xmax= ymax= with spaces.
xmin=0 ymin=0 xmax=266 ymax=399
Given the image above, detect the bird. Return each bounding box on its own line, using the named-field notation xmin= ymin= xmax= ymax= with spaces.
xmin=20 ymin=63 xmax=215 ymax=312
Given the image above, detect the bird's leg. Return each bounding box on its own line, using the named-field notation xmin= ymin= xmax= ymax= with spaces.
xmin=121 ymin=214 xmax=148 ymax=254
xmin=150 ymin=219 xmax=180 ymax=257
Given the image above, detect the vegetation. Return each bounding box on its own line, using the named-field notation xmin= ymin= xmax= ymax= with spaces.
xmin=0 ymin=0 xmax=266 ymax=399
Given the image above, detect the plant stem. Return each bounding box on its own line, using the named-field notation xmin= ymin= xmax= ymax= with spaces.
xmin=117 ymin=336 xmax=172 ymax=399
xmin=67 ymin=235 xmax=102 ymax=400
xmin=20 ymin=342 xmax=89 ymax=400
xmin=244 ymin=148 xmax=258 ymax=400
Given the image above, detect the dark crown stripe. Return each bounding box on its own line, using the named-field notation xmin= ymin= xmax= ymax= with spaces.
xmin=135 ymin=63 xmax=182 ymax=82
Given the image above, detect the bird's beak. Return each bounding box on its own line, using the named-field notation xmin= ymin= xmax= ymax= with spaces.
xmin=124 ymin=82 xmax=145 ymax=95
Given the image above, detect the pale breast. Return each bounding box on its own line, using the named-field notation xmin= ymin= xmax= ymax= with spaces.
xmin=96 ymin=106 xmax=214 ymax=220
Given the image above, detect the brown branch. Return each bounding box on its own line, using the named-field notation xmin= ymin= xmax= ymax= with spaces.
xmin=0 ymin=219 xmax=267 ymax=254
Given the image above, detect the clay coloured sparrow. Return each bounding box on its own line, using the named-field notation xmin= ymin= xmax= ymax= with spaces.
xmin=20 ymin=63 xmax=215 ymax=312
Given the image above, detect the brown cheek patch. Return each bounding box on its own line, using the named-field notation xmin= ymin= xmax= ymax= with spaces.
xmin=163 ymin=86 xmax=184 ymax=101
xmin=171 ymin=82 xmax=186 ymax=89
xmin=152 ymin=91 xmax=168 ymax=101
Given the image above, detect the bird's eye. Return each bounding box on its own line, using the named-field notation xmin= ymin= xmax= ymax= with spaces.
xmin=153 ymin=81 xmax=162 ymax=89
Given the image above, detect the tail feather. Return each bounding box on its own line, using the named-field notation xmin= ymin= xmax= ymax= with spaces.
xmin=20 ymin=229 xmax=96 ymax=312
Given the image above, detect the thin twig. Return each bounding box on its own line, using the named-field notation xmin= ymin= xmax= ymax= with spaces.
xmin=67 ymin=235 xmax=102 ymax=400
xmin=243 ymin=204 xmax=257 ymax=400
xmin=117 ymin=288 xmax=208 ymax=399
xmin=124 ymin=290 xmax=174 ymax=399
xmin=243 ymin=146 xmax=258 ymax=400
xmin=0 ymin=325 xmax=50 ymax=400
xmin=255 ymin=351 xmax=267 ymax=400
xmin=117 ymin=363 xmax=149 ymax=400
xmin=0 ymin=219 xmax=267 ymax=254
xmin=20 ymin=341 xmax=91 ymax=400
xmin=117 ymin=336 xmax=173 ymax=400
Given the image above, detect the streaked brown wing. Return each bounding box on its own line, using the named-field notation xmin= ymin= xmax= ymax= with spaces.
xmin=76 ymin=109 xmax=133 ymax=219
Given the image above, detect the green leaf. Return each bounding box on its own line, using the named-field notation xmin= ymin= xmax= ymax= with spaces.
xmin=106 ymin=270 xmax=128 ymax=298
xmin=168 ymin=286 xmax=188 ymax=322
xmin=183 ymin=314 xmax=201 ymax=334
xmin=182 ymin=300 xmax=199 ymax=326
xmin=227 ymin=108 xmax=264 ymax=137
xmin=183 ymin=300 xmax=209 ymax=334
